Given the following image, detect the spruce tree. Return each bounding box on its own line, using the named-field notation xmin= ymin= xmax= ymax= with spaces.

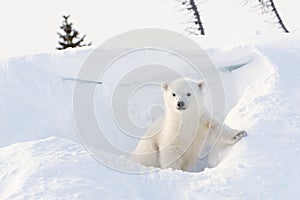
xmin=57 ymin=15 xmax=91 ymax=50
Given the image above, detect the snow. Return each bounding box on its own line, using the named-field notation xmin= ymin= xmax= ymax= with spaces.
xmin=1 ymin=34 xmax=300 ymax=199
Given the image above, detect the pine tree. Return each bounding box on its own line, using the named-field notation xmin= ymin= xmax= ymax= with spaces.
xmin=57 ymin=15 xmax=91 ymax=50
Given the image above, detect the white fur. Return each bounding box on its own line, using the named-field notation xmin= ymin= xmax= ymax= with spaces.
xmin=131 ymin=78 xmax=247 ymax=171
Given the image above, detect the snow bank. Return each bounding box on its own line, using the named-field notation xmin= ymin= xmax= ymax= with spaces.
xmin=1 ymin=34 xmax=300 ymax=199
xmin=0 ymin=50 xmax=91 ymax=147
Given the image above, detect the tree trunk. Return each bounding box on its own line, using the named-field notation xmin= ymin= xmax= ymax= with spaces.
xmin=268 ymin=0 xmax=289 ymax=33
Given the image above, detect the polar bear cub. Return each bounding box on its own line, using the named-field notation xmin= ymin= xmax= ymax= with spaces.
xmin=131 ymin=78 xmax=247 ymax=171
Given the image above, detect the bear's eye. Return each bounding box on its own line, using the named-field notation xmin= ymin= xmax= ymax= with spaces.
xmin=172 ymin=93 xmax=176 ymax=97
xmin=187 ymin=93 xmax=191 ymax=97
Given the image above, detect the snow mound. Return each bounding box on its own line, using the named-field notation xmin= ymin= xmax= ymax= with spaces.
xmin=1 ymin=35 xmax=300 ymax=199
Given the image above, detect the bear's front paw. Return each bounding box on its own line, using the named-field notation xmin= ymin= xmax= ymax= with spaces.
xmin=232 ymin=130 xmax=247 ymax=142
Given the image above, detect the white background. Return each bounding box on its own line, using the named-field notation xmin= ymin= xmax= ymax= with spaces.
xmin=0 ymin=0 xmax=299 ymax=60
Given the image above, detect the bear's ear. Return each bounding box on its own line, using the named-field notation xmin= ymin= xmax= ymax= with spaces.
xmin=162 ymin=82 xmax=168 ymax=91
xmin=198 ymin=81 xmax=205 ymax=90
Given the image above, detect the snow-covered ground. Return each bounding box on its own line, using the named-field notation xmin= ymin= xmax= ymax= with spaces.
xmin=1 ymin=34 xmax=300 ymax=199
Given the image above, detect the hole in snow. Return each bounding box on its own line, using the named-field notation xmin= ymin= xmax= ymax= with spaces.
xmin=190 ymin=49 xmax=274 ymax=172
xmin=126 ymin=48 xmax=275 ymax=173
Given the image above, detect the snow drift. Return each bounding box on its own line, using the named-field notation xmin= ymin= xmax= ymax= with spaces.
xmin=0 ymin=35 xmax=300 ymax=199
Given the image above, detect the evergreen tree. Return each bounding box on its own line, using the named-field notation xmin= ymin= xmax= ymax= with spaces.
xmin=57 ymin=15 xmax=91 ymax=50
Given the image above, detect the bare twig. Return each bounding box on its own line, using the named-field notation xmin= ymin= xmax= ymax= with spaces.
xmin=177 ymin=0 xmax=206 ymax=35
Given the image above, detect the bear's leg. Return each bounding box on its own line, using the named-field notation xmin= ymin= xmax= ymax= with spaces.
xmin=131 ymin=151 xmax=160 ymax=167
xmin=232 ymin=130 xmax=247 ymax=142
xmin=159 ymin=148 xmax=185 ymax=170
xmin=131 ymin=140 xmax=160 ymax=167
xmin=220 ymin=128 xmax=248 ymax=145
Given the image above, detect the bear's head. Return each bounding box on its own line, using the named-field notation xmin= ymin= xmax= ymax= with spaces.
xmin=162 ymin=78 xmax=205 ymax=114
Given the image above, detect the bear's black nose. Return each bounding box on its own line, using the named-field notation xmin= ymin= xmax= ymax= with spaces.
xmin=177 ymin=101 xmax=185 ymax=108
